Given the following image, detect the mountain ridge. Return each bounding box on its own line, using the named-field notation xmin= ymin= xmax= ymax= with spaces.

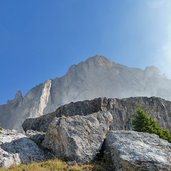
xmin=0 ymin=55 xmax=165 ymax=105
xmin=1 ymin=55 xmax=171 ymax=130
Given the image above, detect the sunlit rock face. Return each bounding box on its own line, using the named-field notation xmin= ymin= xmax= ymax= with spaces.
xmin=105 ymin=131 xmax=171 ymax=171
xmin=0 ymin=80 xmax=52 ymax=130
xmin=1 ymin=55 xmax=171 ymax=130
xmin=42 ymin=111 xmax=113 ymax=163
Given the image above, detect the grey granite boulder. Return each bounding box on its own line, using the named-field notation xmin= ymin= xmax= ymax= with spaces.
xmin=0 ymin=129 xmax=45 ymax=168
xmin=105 ymin=131 xmax=171 ymax=171
xmin=42 ymin=111 xmax=113 ymax=163
xmin=22 ymin=112 xmax=56 ymax=132
xmin=22 ymin=97 xmax=105 ymax=132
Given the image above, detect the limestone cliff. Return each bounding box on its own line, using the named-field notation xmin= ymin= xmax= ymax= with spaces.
xmin=1 ymin=56 xmax=171 ymax=130
xmin=0 ymin=80 xmax=52 ymax=130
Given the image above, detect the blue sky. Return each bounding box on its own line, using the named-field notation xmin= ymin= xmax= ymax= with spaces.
xmin=0 ymin=0 xmax=171 ymax=104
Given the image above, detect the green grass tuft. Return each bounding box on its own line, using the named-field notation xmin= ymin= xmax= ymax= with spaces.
xmin=0 ymin=159 xmax=108 ymax=171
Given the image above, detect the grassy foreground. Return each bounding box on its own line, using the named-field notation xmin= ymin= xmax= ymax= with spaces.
xmin=0 ymin=159 xmax=108 ymax=171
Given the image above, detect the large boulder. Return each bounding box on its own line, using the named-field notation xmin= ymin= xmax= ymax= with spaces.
xmin=42 ymin=111 xmax=113 ymax=163
xmin=22 ymin=97 xmax=171 ymax=133
xmin=22 ymin=97 xmax=105 ymax=132
xmin=105 ymin=131 xmax=171 ymax=171
xmin=0 ymin=129 xmax=45 ymax=168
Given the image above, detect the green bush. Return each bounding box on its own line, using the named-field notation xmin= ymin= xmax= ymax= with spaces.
xmin=132 ymin=107 xmax=171 ymax=143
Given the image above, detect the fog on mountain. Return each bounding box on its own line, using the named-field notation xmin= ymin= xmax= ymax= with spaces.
xmin=0 ymin=55 xmax=171 ymax=131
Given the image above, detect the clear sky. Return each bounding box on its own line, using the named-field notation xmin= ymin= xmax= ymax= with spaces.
xmin=0 ymin=0 xmax=171 ymax=104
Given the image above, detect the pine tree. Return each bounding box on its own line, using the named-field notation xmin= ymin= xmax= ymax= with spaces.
xmin=132 ymin=107 xmax=171 ymax=143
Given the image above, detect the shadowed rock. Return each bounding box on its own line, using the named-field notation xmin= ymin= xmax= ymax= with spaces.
xmin=26 ymin=130 xmax=45 ymax=145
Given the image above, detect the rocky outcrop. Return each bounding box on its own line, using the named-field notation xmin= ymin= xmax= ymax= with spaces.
xmin=22 ymin=97 xmax=106 ymax=132
xmin=2 ymin=95 xmax=171 ymax=170
xmin=2 ymin=56 xmax=171 ymax=131
xmin=37 ymin=80 xmax=52 ymax=116
xmin=0 ymin=129 xmax=45 ymax=168
xmin=105 ymin=131 xmax=171 ymax=171
xmin=22 ymin=96 xmax=171 ymax=133
xmin=23 ymin=112 xmax=56 ymax=132
xmin=42 ymin=111 xmax=113 ymax=163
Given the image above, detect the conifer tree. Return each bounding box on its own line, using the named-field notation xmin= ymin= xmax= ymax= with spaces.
xmin=132 ymin=107 xmax=171 ymax=143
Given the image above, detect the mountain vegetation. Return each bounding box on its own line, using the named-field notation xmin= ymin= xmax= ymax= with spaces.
xmin=0 ymin=159 xmax=107 ymax=171
xmin=132 ymin=107 xmax=171 ymax=143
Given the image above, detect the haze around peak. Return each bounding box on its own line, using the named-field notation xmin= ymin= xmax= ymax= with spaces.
xmin=0 ymin=0 xmax=171 ymax=104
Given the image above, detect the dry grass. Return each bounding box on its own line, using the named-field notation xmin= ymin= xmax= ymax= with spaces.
xmin=0 ymin=159 xmax=107 ymax=171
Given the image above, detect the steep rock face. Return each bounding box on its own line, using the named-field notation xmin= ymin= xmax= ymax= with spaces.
xmin=23 ymin=97 xmax=171 ymax=133
xmin=1 ymin=56 xmax=171 ymax=130
xmin=105 ymin=131 xmax=171 ymax=171
xmin=0 ymin=80 xmax=52 ymax=130
xmin=37 ymin=80 xmax=52 ymax=116
xmin=42 ymin=111 xmax=113 ymax=163
xmin=0 ymin=129 xmax=45 ymax=168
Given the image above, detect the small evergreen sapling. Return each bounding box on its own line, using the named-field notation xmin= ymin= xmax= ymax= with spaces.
xmin=132 ymin=107 xmax=171 ymax=143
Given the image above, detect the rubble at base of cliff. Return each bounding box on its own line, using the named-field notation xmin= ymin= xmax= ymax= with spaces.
xmin=1 ymin=96 xmax=171 ymax=171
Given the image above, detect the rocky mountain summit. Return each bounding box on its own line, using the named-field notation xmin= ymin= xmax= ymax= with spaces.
xmin=1 ymin=56 xmax=171 ymax=130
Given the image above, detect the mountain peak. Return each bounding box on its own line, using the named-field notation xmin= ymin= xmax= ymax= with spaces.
xmin=67 ymin=55 xmax=113 ymax=73
xmin=1 ymin=55 xmax=171 ymax=131
xmin=145 ymin=66 xmax=160 ymax=73
xmin=14 ymin=91 xmax=23 ymax=101
xmin=85 ymin=55 xmax=113 ymax=67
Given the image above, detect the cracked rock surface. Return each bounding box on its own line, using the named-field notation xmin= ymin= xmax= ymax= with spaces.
xmin=105 ymin=131 xmax=171 ymax=171
xmin=0 ymin=129 xmax=45 ymax=168
xmin=42 ymin=111 xmax=113 ymax=163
